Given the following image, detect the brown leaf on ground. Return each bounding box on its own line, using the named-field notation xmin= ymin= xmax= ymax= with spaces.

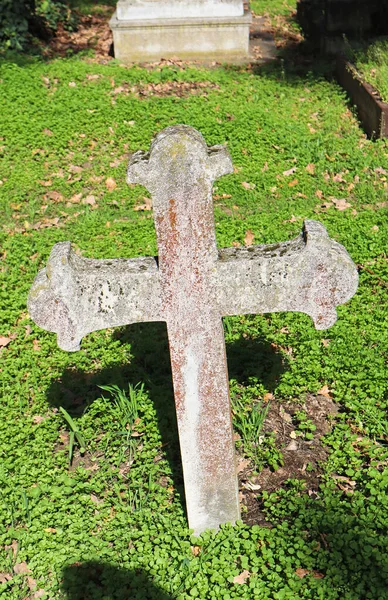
xmin=374 ymin=167 xmax=387 ymax=175
xmin=82 ymin=195 xmax=97 ymax=206
xmin=31 ymin=590 xmax=46 ymax=599
xmin=5 ymin=541 xmax=18 ymax=558
xmin=317 ymin=385 xmax=332 ymax=398
xmin=69 ymin=165 xmax=83 ymax=174
xmin=69 ymin=193 xmax=83 ymax=204
xmin=105 ymin=177 xmax=117 ymax=191
xmin=244 ymin=230 xmax=255 ymax=246
xmin=133 ymin=197 xmax=152 ymax=211
xmin=191 ymin=545 xmax=201 ymax=556
xmin=288 ymin=178 xmax=299 ymax=187
xmin=32 ymin=339 xmax=40 ymax=352
xmin=42 ymin=128 xmax=53 ymax=137
xmin=305 ymin=163 xmax=315 ymax=174
xmin=295 ymin=568 xmax=309 ymax=578
xmin=331 ymin=198 xmax=351 ymax=211
xmin=315 ymin=190 xmax=323 ymax=199
xmin=44 ymin=191 xmax=63 ymax=202
xmin=44 ymin=528 xmax=56 ymax=533
xmin=13 ymin=562 xmax=31 ymax=575
xmin=27 ymin=576 xmax=37 ymax=589
xmin=32 ymin=415 xmax=45 ymax=424
xmin=241 ymin=181 xmax=255 ymax=190
xmin=0 ymin=336 xmax=11 ymax=347
xmin=332 ymin=172 xmax=346 ymax=182
xmin=0 ymin=573 xmax=12 ymax=583
xmin=38 ymin=180 xmax=52 ymax=187
xmin=237 ymin=458 xmax=251 ymax=473
xmin=283 ymin=166 xmax=297 ymax=176
xmin=233 ymin=570 xmax=250 ymax=584
xmin=90 ymin=494 xmax=104 ymax=505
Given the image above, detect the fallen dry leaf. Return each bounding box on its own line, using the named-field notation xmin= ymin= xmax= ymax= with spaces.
xmin=237 ymin=458 xmax=250 ymax=473
xmin=82 ymin=195 xmax=96 ymax=206
xmin=0 ymin=336 xmax=11 ymax=348
xmin=315 ymin=190 xmax=323 ymax=199
xmin=295 ymin=568 xmax=309 ymax=578
xmin=69 ymin=165 xmax=83 ymax=174
xmin=69 ymin=192 xmax=83 ymax=204
xmin=263 ymin=392 xmax=274 ymax=402
xmin=241 ymin=181 xmax=255 ymax=190
xmin=317 ymin=385 xmax=332 ymax=398
xmin=321 ymin=339 xmax=330 ymax=347
xmin=90 ymin=494 xmax=103 ymax=505
xmin=27 ymin=576 xmax=37 ymax=589
xmin=133 ymin=197 xmax=152 ymax=211
xmin=32 ymin=415 xmax=45 ymax=424
xmin=374 ymin=167 xmax=387 ymax=175
xmin=13 ymin=562 xmax=31 ymax=575
xmin=283 ymin=167 xmax=297 ymax=176
xmin=332 ymin=172 xmax=346 ymax=183
xmin=31 ymin=590 xmax=46 ymax=599
xmin=42 ymin=128 xmax=53 ymax=137
xmin=5 ymin=541 xmax=18 ymax=558
xmin=242 ymin=481 xmax=261 ymax=491
xmin=33 ymin=339 xmax=40 ymax=352
xmin=288 ymin=178 xmax=299 ymax=187
xmin=0 ymin=573 xmax=12 ymax=583
xmin=233 ymin=570 xmax=250 ymax=584
xmin=305 ymin=163 xmax=315 ymax=174
xmin=38 ymin=180 xmax=52 ymax=187
xmin=244 ymin=230 xmax=255 ymax=246
xmin=44 ymin=528 xmax=56 ymax=533
xmin=331 ymin=198 xmax=351 ymax=211
xmin=106 ymin=177 xmax=117 ymax=191
xmin=191 ymin=545 xmax=201 ymax=556
xmin=44 ymin=191 xmax=63 ymax=202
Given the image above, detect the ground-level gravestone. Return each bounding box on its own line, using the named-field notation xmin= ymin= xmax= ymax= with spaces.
xmin=109 ymin=0 xmax=251 ymax=63
xmin=28 ymin=125 xmax=358 ymax=535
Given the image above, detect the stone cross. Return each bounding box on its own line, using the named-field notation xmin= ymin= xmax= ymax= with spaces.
xmin=28 ymin=126 xmax=358 ymax=535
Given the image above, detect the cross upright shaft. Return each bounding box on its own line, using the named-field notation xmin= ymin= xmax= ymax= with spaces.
xmin=28 ymin=126 xmax=358 ymax=535
xmin=128 ymin=126 xmax=240 ymax=532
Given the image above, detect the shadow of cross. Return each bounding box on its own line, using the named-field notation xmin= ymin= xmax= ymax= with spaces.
xmin=28 ymin=125 xmax=358 ymax=535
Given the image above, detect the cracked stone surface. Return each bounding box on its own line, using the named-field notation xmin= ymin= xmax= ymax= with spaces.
xmin=28 ymin=125 xmax=358 ymax=534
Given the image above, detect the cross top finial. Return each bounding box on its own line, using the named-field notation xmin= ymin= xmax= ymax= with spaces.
xmin=127 ymin=125 xmax=233 ymax=202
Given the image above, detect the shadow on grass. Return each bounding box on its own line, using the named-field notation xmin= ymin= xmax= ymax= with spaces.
xmin=62 ymin=562 xmax=172 ymax=600
xmin=45 ymin=320 xmax=287 ymax=510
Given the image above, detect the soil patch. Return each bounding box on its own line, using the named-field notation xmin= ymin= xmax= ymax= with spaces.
xmin=239 ymin=394 xmax=339 ymax=527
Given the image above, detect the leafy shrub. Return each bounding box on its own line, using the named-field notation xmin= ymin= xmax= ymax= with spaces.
xmin=0 ymin=0 xmax=77 ymax=51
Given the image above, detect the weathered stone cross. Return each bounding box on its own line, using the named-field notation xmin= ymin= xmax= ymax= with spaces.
xmin=28 ymin=126 xmax=358 ymax=535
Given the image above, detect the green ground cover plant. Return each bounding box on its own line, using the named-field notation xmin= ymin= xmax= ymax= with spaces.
xmin=354 ymin=39 xmax=388 ymax=103
xmin=0 ymin=14 xmax=388 ymax=600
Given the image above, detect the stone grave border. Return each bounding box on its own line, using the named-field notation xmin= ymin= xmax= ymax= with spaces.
xmin=336 ymin=56 xmax=388 ymax=139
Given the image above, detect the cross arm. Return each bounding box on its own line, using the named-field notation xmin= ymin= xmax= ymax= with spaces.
xmin=214 ymin=220 xmax=358 ymax=329
xmin=28 ymin=242 xmax=162 ymax=351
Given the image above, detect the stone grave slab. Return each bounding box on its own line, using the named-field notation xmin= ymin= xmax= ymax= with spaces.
xmin=109 ymin=0 xmax=251 ymax=63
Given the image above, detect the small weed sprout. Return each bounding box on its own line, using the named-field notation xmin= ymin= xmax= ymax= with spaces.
xmin=98 ymin=383 xmax=145 ymax=465
xmin=59 ymin=407 xmax=86 ymax=465
xmin=232 ymin=396 xmax=284 ymax=471
xmin=293 ymin=410 xmax=316 ymax=440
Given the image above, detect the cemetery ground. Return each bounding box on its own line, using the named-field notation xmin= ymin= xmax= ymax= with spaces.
xmin=1 ymin=6 xmax=388 ymax=599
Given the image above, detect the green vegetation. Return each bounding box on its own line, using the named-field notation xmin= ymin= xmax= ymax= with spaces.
xmin=251 ymin=0 xmax=297 ymax=18
xmin=354 ymin=39 xmax=388 ymax=103
xmin=0 ymin=5 xmax=388 ymax=598
xmin=0 ymin=0 xmax=78 ymax=51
